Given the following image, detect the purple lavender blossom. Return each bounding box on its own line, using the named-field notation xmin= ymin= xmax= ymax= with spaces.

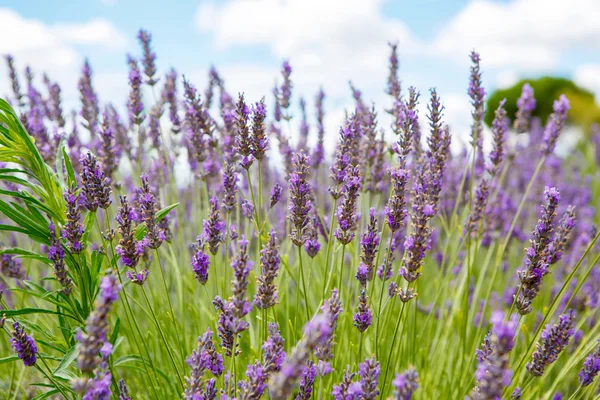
xmin=213 ymin=296 xmax=249 ymax=357
xmin=514 ymin=83 xmax=536 ymax=133
xmin=235 ymin=94 xmax=254 ymax=169
xmin=221 ymin=162 xmax=238 ymax=214
xmin=191 ymin=236 xmax=210 ymax=284
xmin=98 ymin=109 xmax=117 ymax=180
xmin=80 ymin=152 xmax=112 ymax=211
xmin=360 ymin=208 xmax=380 ymax=281
xmin=183 ymin=78 xmax=211 ymax=169
xmin=392 ymin=368 xmax=419 ymax=400
xmin=488 ymin=99 xmax=508 ymax=176
xmin=241 ymin=199 xmax=254 ymax=220
xmin=516 ymin=187 xmax=560 ymax=315
xmin=5 ymin=55 xmax=24 ymax=107
xmin=263 ymin=323 xmax=286 ymax=375
xmin=511 ymin=388 xmax=522 ymax=400
xmin=48 ymin=223 xmax=72 ymax=294
xmin=579 ymin=341 xmax=600 ymax=387
xmin=527 ymin=310 xmax=576 ymax=376
xmin=332 ymin=368 xmax=360 ymax=400
xmin=316 ymin=289 xmax=343 ymax=372
xmin=78 ymin=59 xmax=100 ymax=135
xmin=0 ymin=254 xmax=25 ymax=280
xmin=465 ymin=179 xmax=489 ymax=237
xmin=231 ymin=236 xmax=253 ymax=318
xmin=162 ymin=68 xmax=181 ymax=133
xmin=385 ymin=167 xmax=410 ymax=232
xmin=184 ymin=328 xmax=224 ymax=399
xmin=288 ymin=151 xmax=312 ymax=246
xmin=312 ymin=89 xmax=326 ymax=168
xmin=542 ymin=95 xmax=570 ymax=156
xmin=255 ymin=230 xmax=281 ymax=309
xmin=547 ymin=206 xmax=576 ymax=265
xmin=296 ymin=361 xmax=317 ymax=400
xmin=354 ymin=290 xmax=372 ymax=332
xmin=126 ymin=268 xmax=149 ymax=285
xmin=270 ymin=183 xmax=282 ymax=209
xmin=359 ymin=356 xmax=380 ymax=399
xmin=137 ymin=29 xmax=158 ymax=86
xmin=118 ymin=379 xmax=132 ymax=400
xmin=278 ymin=60 xmax=293 ymax=117
xmin=472 ymin=311 xmax=518 ymax=399
xmin=127 ymin=57 xmax=145 ymax=126
xmin=139 ymin=174 xmax=164 ymax=249
xmin=116 ymin=196 xmax=144 ymax=268
xmin=10 ymin=322 xmax=38 ymax=366
xmin=468 ymin=51 xmax=485 ymax=164
xmin=386 ymin=42 xmax=401 ymax=102
xmin=203 ymin=197 xmax=225 ymax=255
xmin=304 ymin=217 xmax=321 ymax=258
xmin=334 ymin=165 xmax=362 ymax=245
xmin=76 ymin=274 xmax=121 ymax=373
xmin=251 ymin=98 xmax=268 ymax=160
xmin=269 ymin=314 xmax=331 ymax=399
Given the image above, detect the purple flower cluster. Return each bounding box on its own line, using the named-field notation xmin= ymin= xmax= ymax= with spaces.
xmin=138 ymin=174 xmax=165 ymax=249
xmin=48 ymin=223 xmax=72 ymax=294
xmin=10 ymin=322 xmax=38 ymax=366
xmin=255 ymin=230 xmax=281 ymax=309
xmin=191 ymin=236 xmax=210 ymax=284
xmin=80 ymin=152 xmax=112 ymax=211
xmin=334 ymin=165 xmax=362 ymax=245
xmin=354 ymin=290 xmax=372 ymax=333
xmin=62 ymin=185 xmax=85 ymax=253
xmin=358 ymin=356 xmax=380 ymax=399
xmin=184 ymin=328 xmax=224 ymax=399
xmin=288 ymin=151 xmax=312 ymax=246
xmin=203 ymin=196 xmax=225 ymax=255
xmin=527 ymin=310 xmax=576 ymax=376
xmin=359 ymin=209 xmax=380 ymax=282
xmin=315 ymin=289 xmax=343 ymax=373
xmin=542 ymin=95 xmax=570 ymax=156
xmin=116 ymin=196 xmax=145 ymax=269
xmin=392 ymin=368 xmax=419 ymax=400
xmin=579 ymin=341 xmax=600 ymax=387
xmin=514 ymin=83 xmax=536 ymax=133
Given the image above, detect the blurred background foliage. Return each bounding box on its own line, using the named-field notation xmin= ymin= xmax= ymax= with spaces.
xmin=485 ymin=77 xmax=600 ymax=136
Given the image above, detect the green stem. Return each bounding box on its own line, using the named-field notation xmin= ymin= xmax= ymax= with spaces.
xmin=298 ymin=245 xmax=311 ymax=323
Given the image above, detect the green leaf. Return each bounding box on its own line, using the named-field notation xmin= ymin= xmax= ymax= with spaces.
xmin=53 ymin=346 xmax=79 ymax=379
xmin=1 ymin=308 xmax=79 ymax=321
xmin=62 ymin=146 xmax=76 ymax=188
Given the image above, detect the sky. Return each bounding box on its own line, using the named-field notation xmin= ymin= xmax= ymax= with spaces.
xmin=1 ymin=0 xmax=600 ymax=151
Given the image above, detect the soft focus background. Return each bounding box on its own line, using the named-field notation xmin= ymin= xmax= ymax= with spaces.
xmin=1 ymin=0 xmax=600 ymax=153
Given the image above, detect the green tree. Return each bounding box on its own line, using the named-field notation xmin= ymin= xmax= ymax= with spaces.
xmin=485 ymin=77 xmax=600 ymax=134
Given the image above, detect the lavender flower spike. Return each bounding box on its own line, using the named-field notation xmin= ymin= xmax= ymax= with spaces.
xmin=514 ymin=83 xmax=536 ymax=133
xmin=118 ymin=379 xmax=132 ymax=400
xmin=80 ymin=152 xmax=112 ymax=211
xmin=385 ymin=167 xmax=410 ymax=232
xmin=62 ymin=186 xmax=84 ymax=254
xmin=137 ymin=29 xmax=158 ymax=86
xmin=76 ymin=273 xmax=121 ymax=373
xmin=279 ymin=60 xmax=293 ymax=116
xmin=515 ymin=187 xmax=560 ymax=315
xmin=269 ymin=314 xmax=331 ymax=400
xmin=127 ymin=57 xmax=145 ymax=126
xmin=203 ymin=197 xmax=225 ymax=255
xmin=542 ymin=95 xmax=570 ymax=156
xmin=393 ymin=368 xmax=419 ymax=400
xmin=316 ymin=289 xmax=343 ymax=371
xmin=360 ymin=208 xmax=380 ymax=281
xmin=579 ymin=341 xmax=600 ymax=387
xmin=139 ymin=174 xmax=164 ymax=249
xmin=288 ymin=151 xmax=312 ymax=246
xmin=10 ymin=322 xmax=38 ymax=366
xmin=359 ymin=356 xmax=380 ymax=400
xmin=184 ymin=328 xmax=224 ymax=399
xmin=354 ymin=290 xmax=372 ymax=332
xmin=296 ymin=361 xmax=317 ymax=400
xmin=472 ymin=311 xmax=518 ymax=399
xmin=48 ymin=223 xmax=72 ymax=295
xmin=269 ymin=183 xmax=282 ymax=209
xmin=222 ymin=163 xmax=238 ymax=214
xmin=191 ymin=236 xmax=210 ymax=284
xmin=547 ymin=206 xmax=576 ymax=265
xmin=78 ymin=59 xmax=100 ymax=135
xmin=386 ymin=42 xmax=401 ymax=101
xmin=116 ymin=196 xmax=144 ymax=269
xmin=255 ymin=230 xmax=281 ymax=309
xmin=334 ymin=165 xmax=362 ymax=245
xmin=251 ymin=98 xmax=268 ymax=160
xmin=487 ymin=99 xmax=508 ymax=176
xmin=527 ymin=310 xmax=576 ymax=376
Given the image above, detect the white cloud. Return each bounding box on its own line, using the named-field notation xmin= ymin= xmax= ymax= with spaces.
xmin=574 ymin=64 xmax=600 ymax=100
xmin=50 ymin=19 xmax=127 ymax=50
xmin=0 ymin=8 xmax=126 ymax=110
xmin=432 ymin=0 xmax=600 ymax=70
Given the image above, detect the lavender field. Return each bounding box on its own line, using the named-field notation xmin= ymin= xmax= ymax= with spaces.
xmin=0 ymin=26 xmax=599 ymax=400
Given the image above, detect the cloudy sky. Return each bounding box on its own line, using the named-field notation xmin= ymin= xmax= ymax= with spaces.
xmin=1 ymin=0 xmax=599 ymax=149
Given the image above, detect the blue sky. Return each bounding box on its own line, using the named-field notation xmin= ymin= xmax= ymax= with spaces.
xmin=1 ymin=0 xmax=599 ymax=148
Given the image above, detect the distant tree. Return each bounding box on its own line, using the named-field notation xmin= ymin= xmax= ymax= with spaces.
xmin=485 ymin=77 xmax=600 ymax=135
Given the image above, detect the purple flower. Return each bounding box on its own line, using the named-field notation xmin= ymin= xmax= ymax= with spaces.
xmin=278 ymin=60 xmax=293 ymax=115
xmin=263 ymin=323 xmax=286 ymax=375
xmin=162 ymin=68 xmax=181 ymax=133
xmin=312 ymin=89 xmax=326 ymax=168
xmin=235 ymin=94 xmax=254 ymax=168
xmin=137 ymin=29 xmax=158 ymax=86
xmin=386 ymin=42 xmax=401 ymax=101
xmin=48 ymin=223 xmax=72 ymax=294
xmin=241 ymin=199 xmax=254 ymax=220
xmin=251 ymin=98 xmax=268 ymax=160
xmin=542 ymin=95 xmax=570 ymax=156
xmin=127 ymin=57 xmax=145 ymax=126
xmin=332 ymin=368 xmax=360 ymax=400
xmin=118 ymin=379 xmax=132 ymax=400
xmin=239 ymin=362 xmax=267 ymax=399
xmin=213 ymin=296 xmax=249 ymax=357
xmin=468 ymin=51 xmax=485 ymax=164
xmin=487 ymin=99 xmax=508 ymax=175
xmin=579 ymin=341 xmax=600 ymax=387
xmin=221 ymin=163 xmax=239 ymax=214
xmin=116 ymin=196 xmax=144 ymax=269
xmin=5 ymin=55 xmax=24 ymax=107
xmin=0 ymin=254 xmax=25 ymax=280
xmin=80 ymin=152 xmax=112 ymax=211
xmin=472 ymin=311 xmax=518 ymax=399
xmin=78 ymin=59 xmax=100 ymax=135
xmin=76 ymin=274 xmax=121 ymax=373
xmin=10 ymin=322 xmax=38 ymax=366
xmin=354 ymin=290 xmax=372 ymax=332
xmin=255 ymin=230 xmax=281 ymax=309
xmin=516 ymin=187 xmax=561 ymax=315
xmin=183 ymin=78 xmax=211 ymax=169
xmin=465 ymin=179 xmax=490 ymax=237
xmin=385 ymin=168 xmax=409 ymax=232
xmin=191 ymin=236 xmax=210 ymax=285
xmin=270 ymin=183 xmax=282 ymax=209
xmin=139 ymin=174 xmax=164 ymax=249
xmin=547 ymin=206 xmax=576 ymax=265
xmin=316 ymin=289 xmax=343 ymax=367
xmin=269 ymin=315 xmax=330 ymax=400
xmin=527 ymin=310 xmax=576 ymax=376
xmin=514 ymin=83 xmax=536 ymax=133
xmin=231 ymin=236 xmax=253 ymax=318
xmin=99 ymin=108 xmax=117 ymax=179
xmin=296 ymin=361 xmax=317 ymax=400
xmin=304 ymin=217 xmax=321 ymax=258
xmin=359 ymin=356 xmax=380 ymax=400
xmin=334 ymin=165 xmax=362 ymax=245
xmin=392 ymin=368 xmax=419 ymax=400
xmin=203 ymin=197 xmax=225 ymax=255
xmin=126 ymin=268 xmax=149 ymax=285
xmin=184 ymin=329 xmax=224 ymax=399
xmin=511 ymin=388 xmax=522 ymax=400
xmin=288 ymin=151 xmax=312 ymax=246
